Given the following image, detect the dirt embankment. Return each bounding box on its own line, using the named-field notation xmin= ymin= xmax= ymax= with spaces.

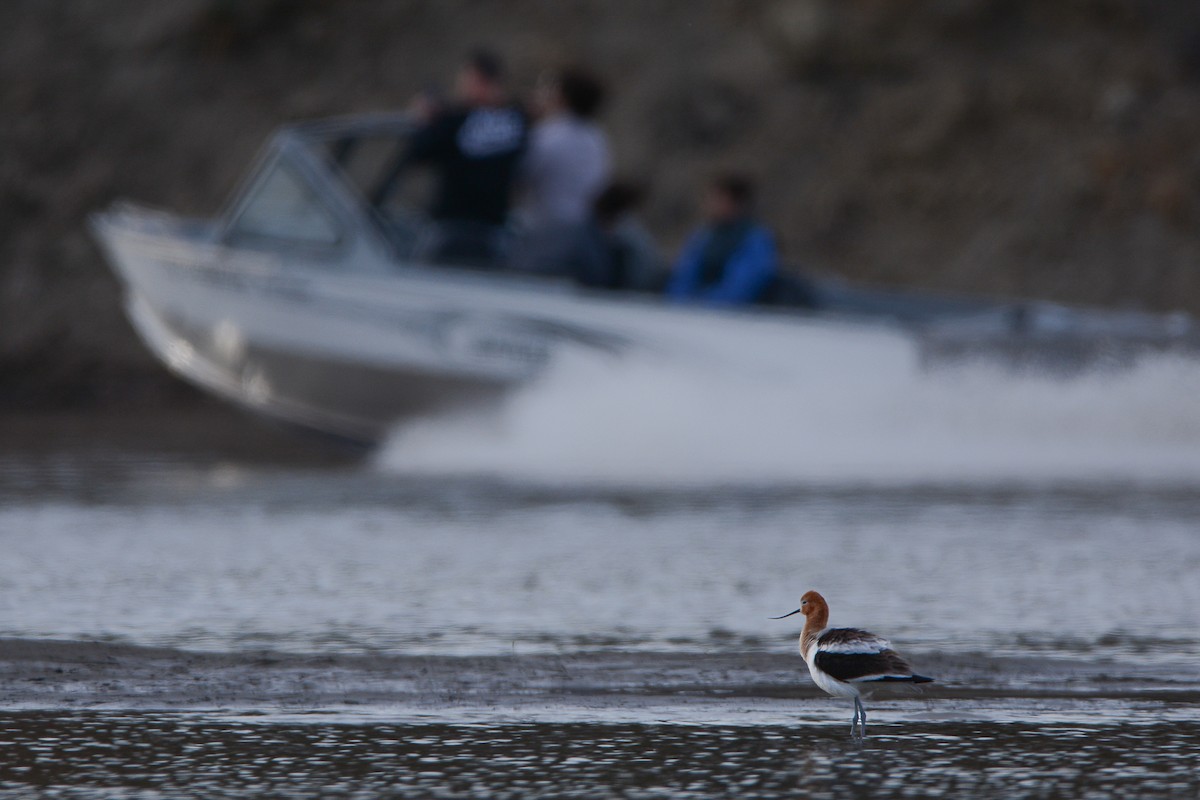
xmin=5 ymin=0 xmax=1200 ymax=410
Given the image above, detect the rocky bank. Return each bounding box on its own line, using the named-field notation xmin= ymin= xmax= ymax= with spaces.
xmin=5 ymin=0 xmax=1200 ymax=410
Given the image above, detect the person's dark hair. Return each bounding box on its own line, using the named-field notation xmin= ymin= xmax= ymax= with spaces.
xmin=711 ymin=173 xmax=754 ymax=209
xmin=593 ymin=182 xmax=645 ymax=226
xmin=558 ymin=67 xmax=606 ymax=119
xmin=466 ymin=47 xmax=505 ymax=83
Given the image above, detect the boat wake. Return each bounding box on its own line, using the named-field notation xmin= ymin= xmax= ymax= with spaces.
xmin=376 ymin=324 xmax=1200 ymax=487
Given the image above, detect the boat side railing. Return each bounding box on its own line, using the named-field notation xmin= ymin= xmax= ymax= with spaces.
xmin=283 ymin=112 xmax=417 ymax=144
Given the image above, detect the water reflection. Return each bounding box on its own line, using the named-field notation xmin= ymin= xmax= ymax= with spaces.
xmin=0 ymin=713 xmax=1196 ymax=798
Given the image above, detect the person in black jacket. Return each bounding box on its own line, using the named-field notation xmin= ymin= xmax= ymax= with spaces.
xmin=373 ymin=48 xmax=529 ymax=264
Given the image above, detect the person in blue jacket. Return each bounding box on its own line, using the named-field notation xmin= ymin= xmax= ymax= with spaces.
xmin=667 ymin=174 xmax=777 ymax=306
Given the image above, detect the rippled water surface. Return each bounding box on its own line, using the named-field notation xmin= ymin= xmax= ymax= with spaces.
xmin=1 ymin=713 xmax=1198 ymax=799
xmin=2 ymin=398 xmax=1200 ymax=797
xmin=1 ymin=457 xmax=1198 ymax=663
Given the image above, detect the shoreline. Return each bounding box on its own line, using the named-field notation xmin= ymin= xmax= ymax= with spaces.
xmin=0 ymin=407 xmax=363 ymax=466
xmin=2 ymin=638 xmax=1195 ymax=720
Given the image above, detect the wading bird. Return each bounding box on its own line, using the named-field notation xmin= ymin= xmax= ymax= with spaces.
xmin=772 ymin=590 xmax=932 ymax=736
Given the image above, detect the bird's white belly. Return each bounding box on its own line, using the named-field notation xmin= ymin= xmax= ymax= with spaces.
xmin=802 ymin=642 xmax=860 ymax=699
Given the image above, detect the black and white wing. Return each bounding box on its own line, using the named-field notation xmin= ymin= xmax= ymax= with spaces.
xmin=813 ymin=627 xmax=923 ymax=684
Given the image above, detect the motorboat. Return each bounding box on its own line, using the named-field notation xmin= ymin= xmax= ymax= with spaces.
xmin=90 ymin=113 xmax=1199 ymax=445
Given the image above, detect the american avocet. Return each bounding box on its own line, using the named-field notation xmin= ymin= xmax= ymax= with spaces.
xmin=772 ymin=590 xmax=932 ymax=736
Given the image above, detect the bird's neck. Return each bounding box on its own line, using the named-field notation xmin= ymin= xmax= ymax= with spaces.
xmin=800 ymin=608 xmax=829 ymax=654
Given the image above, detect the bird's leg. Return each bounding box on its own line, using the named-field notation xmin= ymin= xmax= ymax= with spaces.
xmin=851 ymin=697 xmax=865 ymax=739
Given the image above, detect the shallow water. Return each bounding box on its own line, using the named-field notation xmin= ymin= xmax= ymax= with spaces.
xmin=2 ymin=367 xmax=1200 ymax=796
xmin=0 ymin=460 xmax=1197 ymax=665
xmin=1 ymin=712 xmax=1197 ymax=799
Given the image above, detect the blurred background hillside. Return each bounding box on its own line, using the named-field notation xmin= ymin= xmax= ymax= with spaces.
xmin=4 ymin=0 xmax=1200 ymax=411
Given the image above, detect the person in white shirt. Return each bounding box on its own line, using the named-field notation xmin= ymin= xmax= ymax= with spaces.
xmin=519 ymin=67 xmax=612 ymax=228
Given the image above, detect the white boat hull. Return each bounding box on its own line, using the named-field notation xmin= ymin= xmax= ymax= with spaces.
xmin=93 ymin=205 xmax=913 ymax=444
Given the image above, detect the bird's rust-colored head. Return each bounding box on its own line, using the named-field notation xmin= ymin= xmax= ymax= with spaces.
xmin=799 ymin=590 xmax=827 ymax=617
xmin=770 ymin=589 xmax=829 ymax=624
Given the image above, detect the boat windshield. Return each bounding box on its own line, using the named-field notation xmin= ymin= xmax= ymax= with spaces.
xmin=227 ymin=160 xmax=344 ymax=248
xmin=324 ymin=132 xmax=435 ymax=260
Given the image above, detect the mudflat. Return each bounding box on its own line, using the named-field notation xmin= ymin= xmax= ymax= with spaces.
xmin=2 ymin=638 xmax=1194 ymax=720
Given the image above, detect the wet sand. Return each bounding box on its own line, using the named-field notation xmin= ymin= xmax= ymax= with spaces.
xmin=0 ymin=712 xmax=1196 ymax=799
xmin=2 ymin=639 xmax=1195 ymax=721
xmin=3 ymin=640 xmax=1199 ymax=798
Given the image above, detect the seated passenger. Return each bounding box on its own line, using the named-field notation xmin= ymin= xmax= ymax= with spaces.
xmin=667 ymin=174 xmax=777 ymax=306
xmin=372 ymin=48 xmax=529 ymax=264
xmin=518 ymin=67 xmax=612 ymax=228
xmin=573 ymin=183 xmax=665 ymax=292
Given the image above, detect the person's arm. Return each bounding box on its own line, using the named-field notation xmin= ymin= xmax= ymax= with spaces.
xmin=371 ymin=113 xmax=457 ymax=205
xmin=405 ymin=111 xmax=458 ymax=163
xmin=517 ymin=126 xmax=548 ymax=183
xmin=591 ymin=130 xmax=613 ymax=191
xmin=666 ymin=230 xmax=710 ymax=300
xmin=701 ymin=227 xmax=777 ymax=305
xmin=618 ymin=220 xmax=668 ymax=292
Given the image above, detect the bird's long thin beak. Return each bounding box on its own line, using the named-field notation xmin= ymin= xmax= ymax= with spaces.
xmin=769 ymin=608 xmax=803 ymax=620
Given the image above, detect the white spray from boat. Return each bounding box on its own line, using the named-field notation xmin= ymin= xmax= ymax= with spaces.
xmin=375 ymin=314 xmax=1200 ymax=486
